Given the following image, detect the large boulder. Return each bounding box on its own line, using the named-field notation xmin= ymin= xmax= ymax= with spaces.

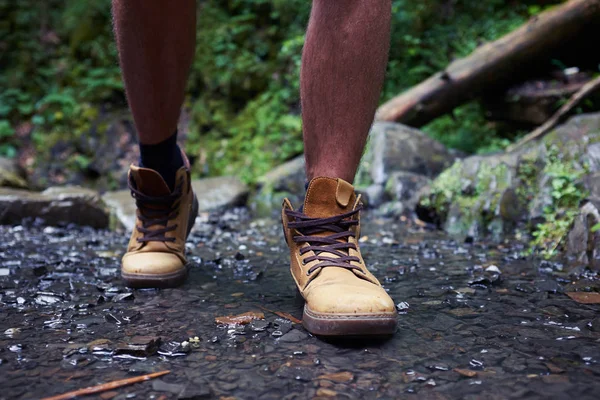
xmin=104 ymin=176 xmax=248 ymax=231
xmin=418 ymin=113 xmax=600 ymax=259
xmin=565 ymin=200 xmax=600 ymax=269
xmin=376 ymin=171 xmax=432 ymax=217
xmin=356 ymin=122 xmax=460 ymax=186
xmin=0 ymin=157 xmax=27 ymax=189
xmin=250 ymin=122 xmax=458 ymax=216
xmin=0 ymin=186 xmax=109 ymax=228
xmin=249 ymin=155 xmax=305 ymax=216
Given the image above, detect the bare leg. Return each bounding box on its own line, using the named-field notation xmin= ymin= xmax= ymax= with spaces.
xmin=112 ymin=0 xmax=196 ymax=145
xmin=301 ymin=0 xmax=391 ymax=183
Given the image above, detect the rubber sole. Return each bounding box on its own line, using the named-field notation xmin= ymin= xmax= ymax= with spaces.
xmin=122 ymin=266 xmax=189 ymax=289
xmin=122 ymin=193 xmax=199 ymax=289
xmin=302 ymin=305 xmax=398 ymax=336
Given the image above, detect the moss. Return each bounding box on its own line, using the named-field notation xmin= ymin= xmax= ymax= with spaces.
xmin=425 ymin=157 xmax=515 ymax=236
xmin=427 ymin=160 xmax=464 ymax=204
xmin=529 ymin=145 xmax=589 ymax=258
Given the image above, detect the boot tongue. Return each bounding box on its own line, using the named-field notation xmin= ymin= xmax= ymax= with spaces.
xmin=130 ymin=165 xmax=171 ymax=196
xmin=303 ymin=177 xmax=356 ymax=218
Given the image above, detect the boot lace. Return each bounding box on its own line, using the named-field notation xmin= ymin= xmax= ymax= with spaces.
xmin=129 ymin=176 xmax=184 ymax=243
xmin=285 ymin=206 xmax=363 ymax=275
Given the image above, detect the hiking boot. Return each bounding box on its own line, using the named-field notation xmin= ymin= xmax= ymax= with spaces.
xmin=121 ymin=154 xmax=198 ymax=288
xmin=282 ymin=177 xmax=397 ymax=336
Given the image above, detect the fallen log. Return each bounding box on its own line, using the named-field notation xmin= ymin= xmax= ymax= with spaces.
xmin=376 ymin=0 xmax=600 ymax=127
xmin=483 ymin=72 xmax=592 ymax=125
xmin=507 ymin=75 xmax=600 ymax=151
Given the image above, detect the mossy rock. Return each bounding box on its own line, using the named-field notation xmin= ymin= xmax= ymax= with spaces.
xmin=419 ymin=112 xmax=600 ymax=245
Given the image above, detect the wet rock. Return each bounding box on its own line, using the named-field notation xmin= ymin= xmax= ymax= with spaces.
xmin=565 ymin=199 xmax=600 ymax=268
xmin=278 ymin=329 xmax=307 ymax=343
xmin=152 ymin=379 xmax=186 ymax=395
xmin=469 ymin=265 xmax=502 ymax=287
xmin=418 ymin=112 xmax=600 ymax=243
xmin=271 ymin=318 xmax=293 ymax=337
xmin=178 ymin=384 xmax=212 ymax=400
xmin=0 ymin=186 xmax=110 ymax=228
xmin=112 ymin=292 xmax=134 ymax=302
xmin=359 ymin=122 xmax=458 ymax=186
xmin=114 ymin=336 xmax=161 ymax=358
xmin=249 ymin=319 xmax=269 ymax=332
xmin=377 ymin=172 xmax=431 ymax=216
xmin=276 ymin=362 xmax=315 ymax=381
xmin=34 ymin=292 xmax=62 ymax=305
xmin=192 ymin=177 xmax=248 ymax=212
xmin=536 ymin=279 xmax=562 ymax=293
xmin=104 ymin=176 xmax=248 ymax=230
xmin=2 ymin=211 xmax=600 ymax=399
xmin=158 ymin=341 xmax=191 ymax=357
xmin=0 ymin=156 xmax=27 ymax=189
xmin=250 ymin=155 xmax=305 ymax=217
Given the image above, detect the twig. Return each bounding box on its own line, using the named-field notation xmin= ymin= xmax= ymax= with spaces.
xmin=41 ymin=370 xmax=170 ymax=400
xmin=258 ymin=305 xmax=302 ymax=324
xmin=508 ymin=75 xmax=600 ymax=152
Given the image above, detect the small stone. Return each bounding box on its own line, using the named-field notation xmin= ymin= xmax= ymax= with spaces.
xmin=278 ymin=329 xmax=307 ymax=343
xmin=272 ymin=318 xmax=293 ymax=336
xmin=4 ymin=328 xmax=20 ymax=337
xmin=315 ymin=388 xmax=338 ymax=397
xmin=541 ymin=375 xmax=569 ymax=384
xmin=158 ymin=341 xmax=190 ymax=357
xmin=317 ymin=371 xmax=354 ymax=383
xmin=112 ymin=292 xmax=134 ymax=302
xmin=152 ymin=380 xmax=185 ymax=395
xmin=545 ymin=362 xmax=565 ymax=374
xmin=178 ymin=383 xmax=212 ymax=399
xmin=589 ymin=317 xmax=600 ymax=332
xmin=249 ymin=319 xmax=269 ymax=332
xmin=427 ymin=364 xmax=450 ymax=371
xmin=99 ymin=391 xmax=119 ymax=400
xmin=115 ymin=336 xmax=161 ymax=358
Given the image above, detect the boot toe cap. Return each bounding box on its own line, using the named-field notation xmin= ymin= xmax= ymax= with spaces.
xmin=305 ymin=282 xmax=396 ymax=316
xmin=121 ymin=252 xmax=186 ymax=276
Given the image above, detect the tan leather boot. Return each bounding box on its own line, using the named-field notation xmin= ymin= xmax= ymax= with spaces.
xmin=121 ymin=154 xmax=198 ymax=288
xmin=282 ymin=177 xmax=397 ymax=336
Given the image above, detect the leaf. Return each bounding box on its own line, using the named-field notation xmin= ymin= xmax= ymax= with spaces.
xmin=215 ymin=311 xmax=264 ymax=326
xmin=454 ymin=368 xmax=477 ymax=378
xmin=591 ymin=223 xmax=600 ymax=233
xmin=565 ymin=292 xmax=600 ymax=304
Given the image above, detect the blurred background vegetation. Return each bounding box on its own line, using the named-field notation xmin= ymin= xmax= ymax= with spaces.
xmin=1 ymin=0 xmax=559 ymax=186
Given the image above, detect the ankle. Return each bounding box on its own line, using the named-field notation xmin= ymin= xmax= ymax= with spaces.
xmin=139 ymin=131 xmax=184 ymax=190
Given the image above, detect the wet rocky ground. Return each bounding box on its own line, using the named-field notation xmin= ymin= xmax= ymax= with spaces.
xmin=1 ymin=210 xmax=599 ymax=400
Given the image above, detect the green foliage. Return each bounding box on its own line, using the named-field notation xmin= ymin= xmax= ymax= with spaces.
xmin=1 ymin=0 xmax=540 ymax=182
xmin=0 ymin=0 xmax=120 ymax=168
xmin=530 ymin=146 xmax=588 ymax=258
xmin=424 ymin=103 xmax=526 ymax=154
xmin=186 ymin=0 xmax=309 ymax=181
xmin=383 ymin=0 xmax=529 ymax=99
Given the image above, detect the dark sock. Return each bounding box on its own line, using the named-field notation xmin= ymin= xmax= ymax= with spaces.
xmin=139 ymin=131 xmax=184 ymax=191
